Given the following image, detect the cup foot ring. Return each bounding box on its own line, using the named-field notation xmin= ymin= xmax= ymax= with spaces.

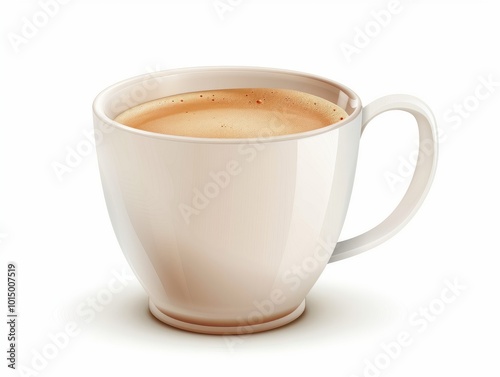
xmin=149 ymin=299 xmax=306 ymax=335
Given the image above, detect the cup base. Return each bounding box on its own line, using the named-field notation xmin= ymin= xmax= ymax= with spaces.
xmin=149 ymin=299 xmax=306 ymax=335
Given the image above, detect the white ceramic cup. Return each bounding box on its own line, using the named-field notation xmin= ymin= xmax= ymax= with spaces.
xmin=92 ymin=67 xmax=437 ymax=334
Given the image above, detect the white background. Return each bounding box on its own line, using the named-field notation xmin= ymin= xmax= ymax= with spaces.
xmin=1 ymin=1 xmax=499 ymax=376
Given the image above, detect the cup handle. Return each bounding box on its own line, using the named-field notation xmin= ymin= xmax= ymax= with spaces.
xmin=329 ymin=94 xmax=438 ymax=263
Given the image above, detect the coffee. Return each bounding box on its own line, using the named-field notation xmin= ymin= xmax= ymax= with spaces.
xmin=96 ymin=68 xmax=438 ymax=334
xmin=114 ymin=88 xmax=348 ymax=138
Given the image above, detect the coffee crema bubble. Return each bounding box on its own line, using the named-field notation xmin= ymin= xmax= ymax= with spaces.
xmin=114 ymin=88 xmax=348 ymax=138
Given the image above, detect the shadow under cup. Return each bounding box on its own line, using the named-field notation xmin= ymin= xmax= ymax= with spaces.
xmin=92 ymin=67 xmax=363 ymax=335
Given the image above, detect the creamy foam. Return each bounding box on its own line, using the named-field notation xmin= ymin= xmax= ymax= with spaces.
xmin=114 ymin=88 xmax=348 ymax=138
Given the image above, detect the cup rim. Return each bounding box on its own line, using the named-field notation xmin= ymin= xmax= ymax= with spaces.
xmin=92 ymin=66 xmax=362 ymax=144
